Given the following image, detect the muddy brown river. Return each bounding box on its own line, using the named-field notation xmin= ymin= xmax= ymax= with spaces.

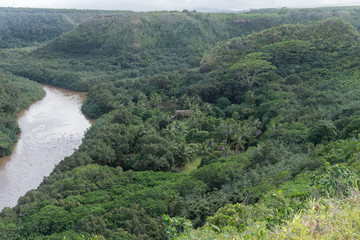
xmin=0 ymin=85 xmax=91 ymax=210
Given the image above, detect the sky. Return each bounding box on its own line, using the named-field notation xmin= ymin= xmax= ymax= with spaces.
xmin=1 ymin=0 xmax=360 ymax=12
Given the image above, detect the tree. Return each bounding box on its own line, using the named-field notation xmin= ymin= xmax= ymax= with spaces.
xmin=231 ymin=133 xmax=246 ymax=154
xmin=218 ymin=118 xmax=239 ymax=145
xmin=131 ymin=135 xmax=175 ymax=171
xmin=190 ymin=104 xmax=205 ymax=131
xmin=261 ymin=40 xmax=313 ymax=65
xmin=206 ymin=203 xmax=248 ymax=232
xmin=227 ymin=52 xmax=276 ymax=89
xmin=222 ymin=145 xmax=233 ymax=160
xmin=340 ymin=116 xmax=360 ymax=139
xmin=91 ymin=123 xmax=136 ymax=167
xmin=216 ymin=97 xmax=231 ymax=109
xmin=308 ymin=121 xmax=338 ymax=145
xmin=148 ymin=74 xmax=172 ymax=90
xmin=136 ymin=92 xmax=149 ymax=108
xmin=22 ymin=204 xmax=72 ymax=236
xmin=79 ymin=139 xmax=116 ymax=166
xmin=173 ymin=142 xmax=196 ymax=166
xmin=81 ymin=82 xmax=115 ymax=118
xmin=312 ymin=164 xmax=356 ymax=198
xmin=149 ymin=92 xmax=163 ymax=108
xmin=199 ymin=139 xmax=215 ymax=155
xmin=162 ymin=214 xmax=192 ymax=240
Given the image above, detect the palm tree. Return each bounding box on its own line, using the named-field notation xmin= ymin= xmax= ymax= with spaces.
xmin=231 ymin=133 xmax=246 ymax=154
xmin=222 ymin=145 xmax=233 ymax=160
xmin=174 ymin=142 xmax=195 ymax=166
xmin=199 ymin=139 xmax=215 ymax=155
xmin=219 ymin=118 xmax=238 ymax=146
xmin=149 ymin=92 xmax=163 ymax=108
xmin=161 ymin=123 xmax=185 ymax=142
xmin=190 ymin=104 xmax=205 ymax=131
xmin=137 ymin=92 xmax=148 ymax=108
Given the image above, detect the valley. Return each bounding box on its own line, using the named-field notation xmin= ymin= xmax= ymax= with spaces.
xmin=1 ymin=6 xmax=360 ymax=239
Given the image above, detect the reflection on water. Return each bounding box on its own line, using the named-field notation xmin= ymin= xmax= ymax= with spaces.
xmin=0 ymin=85 xmax=91 ymax=210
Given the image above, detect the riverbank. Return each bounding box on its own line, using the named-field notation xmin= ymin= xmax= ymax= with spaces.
xmin=0 ymin=73 xmax=45 ymax=158
xmin=0 ymin=85 xmax=91 ymax=210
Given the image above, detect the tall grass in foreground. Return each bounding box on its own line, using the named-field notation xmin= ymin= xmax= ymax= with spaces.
xmin=178 ymin=191 xmax=360 ymax=239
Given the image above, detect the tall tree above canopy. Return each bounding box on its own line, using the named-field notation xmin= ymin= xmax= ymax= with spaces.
xmin=260 ymin=40 xmax=313 ymax=65
xmin=227 ymin=52 xmax=276 ymax=89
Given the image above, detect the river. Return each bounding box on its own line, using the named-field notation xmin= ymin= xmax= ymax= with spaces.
xmin=0 ymin=85 xmax=91 ymax=210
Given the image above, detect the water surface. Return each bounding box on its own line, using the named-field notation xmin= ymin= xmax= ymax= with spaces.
xmin=0 ymin=85 xmax=91 ymax=210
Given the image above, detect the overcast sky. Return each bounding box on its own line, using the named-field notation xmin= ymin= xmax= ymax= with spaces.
xmin=1 ymin=0 xmax=360 ymax=11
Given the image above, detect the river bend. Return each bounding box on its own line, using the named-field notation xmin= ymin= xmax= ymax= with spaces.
xmin=0 ymin=85 xmax=91 ymax=210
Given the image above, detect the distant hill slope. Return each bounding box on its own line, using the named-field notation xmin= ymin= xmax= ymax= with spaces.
xmin=3 ymin=6 xmax=360 ymax=50
xmin=35 ymin=11 xmax=292 ymax=68
xmin=29 ymin=8 xmax=360 ymax=76
xmin=6 ymin=10 xmax=312 ymax=92
xmin=0 ymin=8 xmax=129 ymax=48
xmin=200 ymin=18 xmax=360 ymax=73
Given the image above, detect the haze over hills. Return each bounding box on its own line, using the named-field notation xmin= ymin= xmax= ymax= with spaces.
xmin=1 ymin=6 xmax=360 ymax=239
xmin=194 ymin=8 xmax=247 ymax=13
xmin=0 ymin=7 xmax=129 ymax=48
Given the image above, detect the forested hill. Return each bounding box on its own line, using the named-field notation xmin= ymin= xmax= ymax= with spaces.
xmin=4 ymin=6 xmax=360 ymax=50
xmin=34 ymin=8 xmax=360 ymax=67
xmin=200 ymin=19 xmax=360 ymax=73
xmin=9 ymin=8 xmax=360 ymax=95
xmin=34 ymin=11 xmax=297 ymax=69
xmin=0 ymin=8 xmax=127 ymax=48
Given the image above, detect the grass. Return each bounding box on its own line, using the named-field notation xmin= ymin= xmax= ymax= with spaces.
xmin=266 ymin=192 xmax=360 ymax=239
xmin=178 ymin=191 xmax=360 ymax=239
xmin=181 ymin=155 xmax=205 ymax=174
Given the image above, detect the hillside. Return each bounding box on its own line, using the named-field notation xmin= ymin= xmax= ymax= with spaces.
xmin=2 ymin=7 xmax=360 ymax=240
xmin=33 ymin=11 xmax=299 ymax=69
xmin=1 ymin=15 xmax=360 ymax=239
xmin=0 ymin=8 xmax=128 ymax=48
xmin=178 ymin=189 xmax=360 ymax=239
xmin=6 ymin=8 xmax=360 ymax=94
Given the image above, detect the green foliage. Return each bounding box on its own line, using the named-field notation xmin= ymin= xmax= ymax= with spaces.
xmin=312 ymin=164 xmax=356 ymax=198
xmin=311 ymin=139 xmax=359 ymax=166
xmin=5 ymin=6 xmax=360 ymax=240
xmin=308 ymin=121 xmax=338 ymax=145
xmin=340 ymin=116 xmax=360 ymax=139
xmin=131 ymin=134 xmax=175 ymax=171
xmin=0 ymin=8 xmax=127 ymax=48
xmin=81 ymin=83 xmax=116 ymax=118
xmin=192 ymin=162 xmax=232 ymax=190
xmin=227 ymin=52 xmax=277 ymax=89
xmin=22 ymin=204 xmax=73 ymax=237
xmin=206 ymin=203 xmax=248 ymax=232
xmin=86 ymin=123 xmax=136 ymax=167
xmin=79 ymin=139 xmax=116 ymax=166
xmin=162 ymin=214 xmax=192 ymax=240
xmin=178 ymin=191 xmax=360 ymax=239
xmin=216 ymin=97 xmax=231 ymax=109
xmin=7 ymin=167 xmax=191 ymax=239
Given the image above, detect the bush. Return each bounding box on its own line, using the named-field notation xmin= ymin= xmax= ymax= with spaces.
xmin=340 ymin=116 xmax=360 ymax=139
xmin=308 ymin=121 xmax=338 ymax=145
xmin=312 ymin=164 xmax=356 ymax=198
